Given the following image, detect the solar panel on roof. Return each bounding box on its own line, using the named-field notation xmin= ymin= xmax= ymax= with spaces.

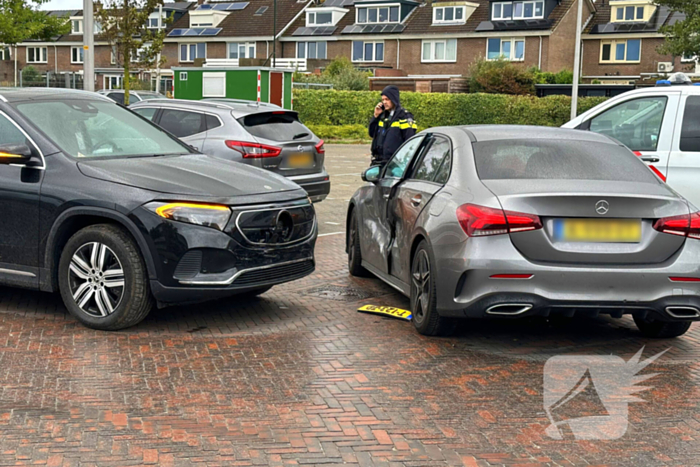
xmin=168 ymin=28 xmax=188 ymax=36
xmin=196 ymin=4 xmax=213 ymax=9
xmin=292 ymin=26 xmax=337 ymax=36
xmin=183 ymin=28 xmax=200 ymax=36
xmin=200 ymin=27 xmax=222 ymax=35
xmin=255 ymin=6 xmax=268 ymax=15
xmin=226 ymin=2 xmax=249 ymax=10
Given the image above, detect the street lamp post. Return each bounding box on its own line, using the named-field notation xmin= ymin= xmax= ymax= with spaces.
xmin=272 ymin=0 xmax=277 ymax=67
xmin=83 ymin=0 xmax=95 ymax=91
xmin=570 ymin=0 xmax=584 ymax=120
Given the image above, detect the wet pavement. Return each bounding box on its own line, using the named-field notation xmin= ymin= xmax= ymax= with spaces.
xmin=0 ymin=145 xmax=699 ymax=466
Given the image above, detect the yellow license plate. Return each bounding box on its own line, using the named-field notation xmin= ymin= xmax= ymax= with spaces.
xmin=554 ymin=219 xmax=642 ymax=243
xmin=357 ymin=305 xmax=412 ymax=321
xmin=288 ymin=153 xmax=313 ymax=167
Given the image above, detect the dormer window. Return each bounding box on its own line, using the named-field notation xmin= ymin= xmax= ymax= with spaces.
xmin=356 ymin=4 xmax=400 ymax=24
xmin=432 ymin=2 xmax=477 ymax=25
xmin=305 ymin=7 xmax=347 ymax=27
xmin=434 ymin=6 xmax=464 ymax=23
xmin=147 ymin=12 xmax=167 ymax=29
xmin=71 ymin=17 xmax=83 ymax=34
xmin=610 ymin=0 xmax=655 ymax=23
xmin=189 ymin=10 xmax=228 ymax=28
xmin=492 ymin=1 xmax=544 ymax=20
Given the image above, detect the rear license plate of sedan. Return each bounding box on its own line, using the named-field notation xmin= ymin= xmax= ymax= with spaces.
xmin=554 ymin=219 xmax=642 ymax=243
xmin=288 ymin=153 xmax=314 ymax=168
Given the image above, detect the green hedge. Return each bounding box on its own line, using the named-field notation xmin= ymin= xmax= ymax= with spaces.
xmin=294 ymin=90 xmax=607 ymax=129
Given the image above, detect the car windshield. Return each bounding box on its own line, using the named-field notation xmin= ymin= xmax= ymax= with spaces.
xmin=473 ymin=139 xmax=659 ymax=183
xmin=14 ymin=99 xmax=192 ymax=159
xmin=238 ymin=112 xmax=314 ymax=142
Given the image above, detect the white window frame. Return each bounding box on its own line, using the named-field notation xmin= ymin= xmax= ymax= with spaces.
xmin=227 ymin=42 xmax=256 ymax=59
xmin=432 ymin=6 xmax=466 ymax=24
xmin=421 ymin=39 xmax=457 ymax=62
xmin=26 ymin=47 xmax=47 ymax=64
xmin=682 ymin=54 xmax=698 ymax=64
xmin=492 ymin=1 xmax=544 ymax=20
xmin=103 ymin=75 xmax=122 ymax=90
xmin=71 ymin=17 xmax=83 ymax=34
xmin=296 ymin=41 xmax=327 ymax=59
xmin=352 ymin=41 xmax=384 ymax=62
xmin=71 ymin=46 xmax=84 ymax=64
xmin=599 ymin=39 xmax=641 ymax=63
xmin=202 ymin=72 xmax=226 ymax=98
xmin=180 ymin=72 xmax=188 ymax=81
xmin=486 ymin=38 xmax=525 ymax=61
xmin=147 ymin=12 xmax=166 ymax=29
xmin=306 ymin=11 xmax=333 ymax=26
xmin=355 ymin=4 xmax=401 ymax=24
xmin=0 ymin=47 xmax=11 ymax=61
xmin=179 ymin=43 xmax=206 ymax=63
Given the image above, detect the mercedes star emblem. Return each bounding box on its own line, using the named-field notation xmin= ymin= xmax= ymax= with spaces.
xmin=595 ymin=200 xmax=610 ymax=215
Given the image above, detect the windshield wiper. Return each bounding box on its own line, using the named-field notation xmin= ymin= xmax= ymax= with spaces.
xmin=292 ymin=132 xmax=310 ymax=140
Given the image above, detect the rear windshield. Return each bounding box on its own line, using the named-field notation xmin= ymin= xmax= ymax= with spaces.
xmin=238 ymin=112 xmax=313 ymax=142
xmin=473 ymin=139 xmax=659 ymax=183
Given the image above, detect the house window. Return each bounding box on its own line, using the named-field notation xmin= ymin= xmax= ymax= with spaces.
xmin=0 ymin=47 xmax=10 ymax=60
xmin=147 ymin=13 xmax=166 ymax=28
xmin=180 ymin=72 xmax=188 ymax=81
xmin=131 ymin=47 xmax=147 ymax=63
xmin=433 ymin=6 xmax=465 ymax=24
xmin=492 ymin=1 xmax=543 ymax=20
xmin=228 ymin=42 xmax=256 ymax=59
xmin=600 ymin=39 xmax=641 ymax=63
xmin=180 ymin=43 xmax=206 ymax=62
xmin=297 ymin=42 xmax=327 ymax=59
xmin=307 ymin=11 xmax=333 ymax=25
xmin=104 ymin=75 xmax=122 ymax=90
xmin=352 ymin=41 xmax=383 ymax=62
xmin=71 ymin=46 xmax=84 ymax=64
xmin=94 ymin=21 xmax=103 ymax=33
xmin=422 ymin=39 xmax=457 ymax=62
xmin=71 ymin=19 xmax=83 ymax=34
xmin=356 ymin=5 xmax=400 ymax=24
xmin=487 ymin=38 xmax=525 ymax=61
xmin=613 ymin=4 xmax=652 ymax=22
xmin=27 ymin=47 xmax=47 ymax=63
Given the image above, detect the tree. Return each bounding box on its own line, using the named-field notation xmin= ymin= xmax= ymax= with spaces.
xmin=96 ymin=0 xmax=169 ymax=105
xmin=0 ymin=0 xmax=69 ymax=46
xmin=657 ymin=0 xmax=700 ymax=60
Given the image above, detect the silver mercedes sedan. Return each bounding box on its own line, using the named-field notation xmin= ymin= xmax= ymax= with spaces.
xmin=346 ymin=126 xmax=700 ymax=338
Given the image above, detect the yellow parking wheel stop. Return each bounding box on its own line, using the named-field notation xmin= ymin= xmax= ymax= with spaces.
xmin=357 ymin=305 xmax=412 ymax=321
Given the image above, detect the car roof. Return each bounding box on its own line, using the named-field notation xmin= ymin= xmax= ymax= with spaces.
xmin=0 ymin=88 xmax=114 ymax=103
xmin=130 ymin=98 xmax=292 ymax=118
xmin=455 ymin=125 xmax=618 ymax=144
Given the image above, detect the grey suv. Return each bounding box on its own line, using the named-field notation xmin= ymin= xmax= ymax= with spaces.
xmin=130 ymin=98 xmax=330 ymax=202
xmin=97 ymin=90 xmax=165 ymax=105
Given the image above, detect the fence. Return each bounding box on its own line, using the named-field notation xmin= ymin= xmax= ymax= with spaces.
xmin=19 ymin=70 xmax=84 ymax=89
xmin=292 ymin=82 xmax=333 ymax=90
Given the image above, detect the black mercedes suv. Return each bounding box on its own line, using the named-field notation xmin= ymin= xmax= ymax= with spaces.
xmin=0 ymin=89 xmax=316 ymax=330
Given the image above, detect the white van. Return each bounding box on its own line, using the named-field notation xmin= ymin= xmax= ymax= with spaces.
xmin=564 ymin=84 xmax=700 ymax=208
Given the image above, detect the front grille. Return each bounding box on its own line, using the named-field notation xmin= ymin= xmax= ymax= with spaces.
xmin=232 ymin=203 xmax=315 ymax=246
xmin=234 ymin=260 xmax=314 ymax=287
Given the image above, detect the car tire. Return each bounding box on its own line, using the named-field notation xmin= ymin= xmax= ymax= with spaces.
xmin=410 ymin=240 xmax=452 ymax=336
xmin=58 ymin=224 xmax=154 ymax=331
xmin=633 ymin=315 xmax=692 ymax=338
xmin=348 ymin=209 xmax=369 ymax=277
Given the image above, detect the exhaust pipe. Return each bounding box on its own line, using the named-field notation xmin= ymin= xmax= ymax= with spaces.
xmin=665 ymin=306 xmax=700 ymax=319
xmin=486 ymin=303 xmax=533 ymax=316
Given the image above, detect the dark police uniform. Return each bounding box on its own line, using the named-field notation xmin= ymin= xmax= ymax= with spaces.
xmin=369 ymin=86 xmax=417 ymax=166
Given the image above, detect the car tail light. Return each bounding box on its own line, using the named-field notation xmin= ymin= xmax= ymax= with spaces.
xmin=225 ymin=141 xmax=281 ymax=158
xmin=315 ymin=139 xmax=325 ymax=155
xmin=653 ymin=212 xmax=700 ymax=239
xmin=669 ymin=277 xmax=700 ymax=282
xmin=456 ymin=204 xmax=542 ymax=237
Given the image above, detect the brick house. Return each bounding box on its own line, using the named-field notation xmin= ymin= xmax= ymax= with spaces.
xmin=582 ymin=0 xmax=697 ymax=84
xmin=2 ymin=0 xmax=695 ymax=91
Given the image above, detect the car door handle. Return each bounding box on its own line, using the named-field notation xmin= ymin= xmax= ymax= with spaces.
xmin=641 ymin=157 xmax=660 ymax=163
xmin=410 ymin=195 xmax=422 ymax=206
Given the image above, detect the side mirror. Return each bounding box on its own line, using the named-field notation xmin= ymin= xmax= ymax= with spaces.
xmin=0 ymin=144 xmax=32 ymax=165
xmin=362 ymin=166 xmax=381 ymax=183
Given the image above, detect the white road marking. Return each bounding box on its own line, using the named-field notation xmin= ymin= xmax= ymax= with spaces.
xmin=318 ymin=231 xmax=344 ymax=237
xmin=325 ymin=222 xmax=341 ymax=225
xmin=333 ymin=173 xmax=361 ymax=177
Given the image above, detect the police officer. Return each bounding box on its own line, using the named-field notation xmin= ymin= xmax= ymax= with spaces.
xmin=369 ymin=86 xmax=417 ymax=167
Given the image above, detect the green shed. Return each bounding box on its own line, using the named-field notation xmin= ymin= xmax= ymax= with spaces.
xmin=172 ymin=67 xmax=294 ymax=109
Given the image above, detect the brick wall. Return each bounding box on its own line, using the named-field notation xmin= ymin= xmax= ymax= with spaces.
xmin=545 ymin=0 xmax=595 ymax=72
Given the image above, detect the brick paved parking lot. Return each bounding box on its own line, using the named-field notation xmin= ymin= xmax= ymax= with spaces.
xmin=1 ymin=145 xmax=700 ymax=466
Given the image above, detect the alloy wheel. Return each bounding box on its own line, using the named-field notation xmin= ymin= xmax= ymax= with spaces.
xmin=412 ymin=249 xmax=431 ymax=323
xmin=68 ymin=242 xmax=125 ymax=317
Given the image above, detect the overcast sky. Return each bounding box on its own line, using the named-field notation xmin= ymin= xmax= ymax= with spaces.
xmin=39 ymin=0 xmax=83 ymax=10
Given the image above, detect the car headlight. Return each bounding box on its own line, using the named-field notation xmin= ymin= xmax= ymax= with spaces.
xmin=146 ymin=202 xmax=232 ymax=231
